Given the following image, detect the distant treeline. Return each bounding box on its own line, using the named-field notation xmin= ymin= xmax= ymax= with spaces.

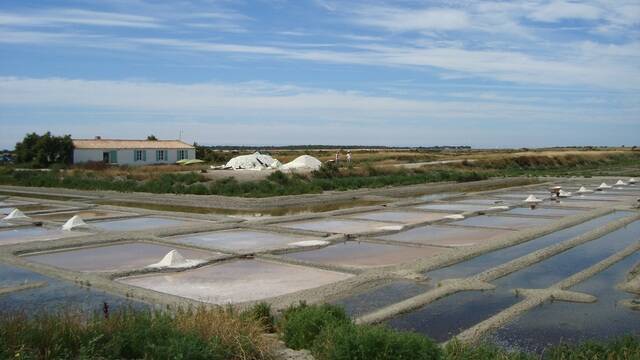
xmin=194 ymin=144 xmax=473 ymax=151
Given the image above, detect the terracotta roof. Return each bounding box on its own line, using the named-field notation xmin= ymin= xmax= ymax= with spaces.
xmin=73 ymin=139 xmax=194 ymax=150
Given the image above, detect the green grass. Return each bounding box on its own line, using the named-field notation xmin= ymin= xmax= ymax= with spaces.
xmin=2 ymin=303 xmax=639 ymax=359
xmin=0 ymin=307 xmax=274 ymax=360
xmin=1 ymin=151 xmax=638 ymax=197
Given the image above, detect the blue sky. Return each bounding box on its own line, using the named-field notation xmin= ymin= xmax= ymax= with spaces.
xmin=0 ymin=0 xmax=638 ymax=148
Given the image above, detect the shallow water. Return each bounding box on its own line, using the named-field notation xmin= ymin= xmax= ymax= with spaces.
xmin=91 ymin=216 xmax=196 ymax=231
xmin=280 ymin=241 xmax=448 ymax=268
xmin=333 ymin=280 xmax=431 ymax=317
xmin=486 ymin=251 xmax=640 ymax=353
xmin=0 ymin=227 xmax=85 ymax=245
xmin=426 ymin=211 xmax=633 ymax=282
xmin=504 ymin=207 xmax=585 ymax=217
xmin=452 ymin=198 xmax=515 ymax=205
xmin=0 ymin=263 xmax=143 ymax=315
xmin=277 ymin=218 xmax=396 ymax=234
xmin=386 ymin=290 xmax=519 ymax=342
xmin=453 ymin=215 xmax=554 ymax=230
xmin=118 ymin=259 xmax=352 ymax=304
xmin=414 ymin=203 xmax=495 ymax=212
xmin=377 ymin=224 xmax=512 ymax=247
xmin=170 ymin=229 xmax=319 ymax=252
xmin=492 ymin=220 xmax=640 ymax=290
xmin=386 ymin=217 xmax=640 ymax=342
xmin=346 ymin=210 xmax=455 ymax=224
xmin=25 ymin=242 xmax=219 ymax=272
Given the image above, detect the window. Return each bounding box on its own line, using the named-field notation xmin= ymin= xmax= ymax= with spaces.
xmin=134 ymin=150 xmax=145 ymax=161
xmin=156 ymin=150 xmax=167 ymax=161
xmin=177 ymin=149 xmax=187 ymax=160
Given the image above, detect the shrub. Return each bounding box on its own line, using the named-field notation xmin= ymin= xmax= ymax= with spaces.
xmin=313 ymin=323 xmax=442 ymax=360
xmin=279 ymin=303 xmax=350 ymax=350
xmin=443 ymin=339 xmax=531 ymax=360
xmin=545 ymin=335 xmax=640 ymax=359
xmin=0 ymin=307 xmax=274 ymax=359
xmin=242 ymin=302 xmax=275 ymax=333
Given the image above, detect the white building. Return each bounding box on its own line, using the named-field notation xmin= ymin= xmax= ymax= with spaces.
xmin=72 ymin=138 xmax=196 ymax=166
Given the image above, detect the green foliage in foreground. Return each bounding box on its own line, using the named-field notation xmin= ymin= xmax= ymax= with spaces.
xmin=278 ymin=303 xmax=640 ymax=360
xmin=0 ymin=307 xmax=273 ymax=360
xmin=279 ymin=302 xmax=351 ymax=350
xmin=313 ymin=323 xmax=442 ymax=360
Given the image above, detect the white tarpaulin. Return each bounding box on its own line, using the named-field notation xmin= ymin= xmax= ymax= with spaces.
xmin=225 ymin=152 xmax=279 ymax=170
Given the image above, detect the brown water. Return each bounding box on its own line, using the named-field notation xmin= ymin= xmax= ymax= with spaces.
xmin=277 ymin=218 xmax=398 ymax=234
xmin=25 ymin=242 xmax=220 ymax=272
xmin=376 ymin=225 xmax=513 ymax=247
xmin=169 ymin=229 xmax=322 ymax=252
xmin=280 ymin=241 xmax=449 ymax=268
xmin=118 ymin=259 xmax=353 ymax=304
xmin=346 ymin=210 xmax=455 ymax=224
xmin=94 ymin=199 xmax=386 ymax=217
xmin=453 ymin=215 xmax=554 ymax=230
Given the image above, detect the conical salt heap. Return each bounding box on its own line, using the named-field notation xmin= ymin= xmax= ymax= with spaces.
xmin=62 ymin=215 xmax=88 ymax=231
xmin=2 ymin=209 xmax=30 ymax=221
xmin=147 ymin=250 xmax=204 ymax=269
xmin=597 ymin=182 xmax=611 ymax=189
xmin=615 ymin=180 xmax=627 ymax=186
xmin=525 ymin=195 xmax=542 ymax=203
xmin=629 ymin=178 xmax=637 ymax=184
xmin=577 ymin=186 xmax=592 ymax=194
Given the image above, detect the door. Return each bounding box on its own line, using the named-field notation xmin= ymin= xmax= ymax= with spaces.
xmin=103 ymin=152 xmax=110 ymax=163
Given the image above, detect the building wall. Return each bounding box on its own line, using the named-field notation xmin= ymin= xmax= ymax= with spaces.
xmin=73 ymin=149 xmax=195 ymax=165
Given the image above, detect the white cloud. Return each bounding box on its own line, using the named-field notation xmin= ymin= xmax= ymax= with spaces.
xmin=352 ymin=7 xmax=471 ymax=32
xmin=529 ymin=1 xmax=601 ymax=22
xmin=0 ymin=9 xmax=161 ymax=28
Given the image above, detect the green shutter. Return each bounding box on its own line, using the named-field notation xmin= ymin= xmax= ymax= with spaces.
xmin=143 ymin=150 xmax=147 ymax=162
xmin=133 ymin=150 xmax=137 ymax=162
xmin=110 ymin=151 xmax=117 ymax=164
xmin=156 ymin=150 xmax=159 ymax=162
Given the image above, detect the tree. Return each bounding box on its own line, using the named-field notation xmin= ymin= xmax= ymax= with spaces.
xmin=147 ymin=135 xmax=158 ymax=141
xmin=15 ymin=132 xmax=74 ymax=167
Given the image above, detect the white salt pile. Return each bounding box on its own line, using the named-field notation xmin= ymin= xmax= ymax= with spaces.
xmin=615 ymin=180 xmax=627 ymax=186
xmin=577 ymin=186 xmax=592 ymax=194
xmin=61 ymin=215 xmax=88 ymax=231
xmin=444 ymin=214 xmax=465 ymax=220
xmin=597 ymin=182 xmax=612 ymax=190
xmin=147 ymin=250 xmax=205 ymax=269
xmin=2 ymin=209 xmax=29 ymax=221
xmin=281 ymin=155 xmax=322 ymax=171
xmin=629 ymin=178 xmax=637 ymax=184
xmin=225 ymin=152 xmax=279 ymax=170
xmin=558 ymin=190 xmax=572 ymax=198
xmin=489 ymin=206 xmax=509 ymax=210
xmin=378 ymin=225 xmax=404 ymax=231
xmin=524 ymin=195 xmax=542 ymax=203
xmin=288 ymin=240 xmax=330 ymax=247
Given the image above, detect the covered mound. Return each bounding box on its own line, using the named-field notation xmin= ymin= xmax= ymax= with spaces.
xmin=225 ymin=152 xmax=279 ymax=170
xmin=281 ymin=155 xmax=322 ymax=171
xmin=2 ymin=209 xmax=29 ymax=221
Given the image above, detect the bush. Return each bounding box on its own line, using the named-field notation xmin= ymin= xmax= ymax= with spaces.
xmin=279 ymin=303 xmax=350 ymax=350
xmin=545 ymin=335 xmax=640 ymax=359
xmin=313 ymin=323 xmax=442 ymax=360
xmin=0 ymin=307 xmax=274 ymax=359
xmin=242 ymin=302 xmax=275 ymax=333
xmin=443 ymin=339 xmax=531 ymax=360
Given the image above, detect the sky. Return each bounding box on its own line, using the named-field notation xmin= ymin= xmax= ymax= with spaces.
xmin=0 ymin=0 xmax=639 ymax=149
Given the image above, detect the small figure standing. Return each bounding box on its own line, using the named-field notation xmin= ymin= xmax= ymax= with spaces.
xmin=103 ymin=301 xmax=110 ymax=319
xmin=346 ymin=151 xmax=352 ymax=165
xmin=335 ymin=151 xmax=340 ymax=166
